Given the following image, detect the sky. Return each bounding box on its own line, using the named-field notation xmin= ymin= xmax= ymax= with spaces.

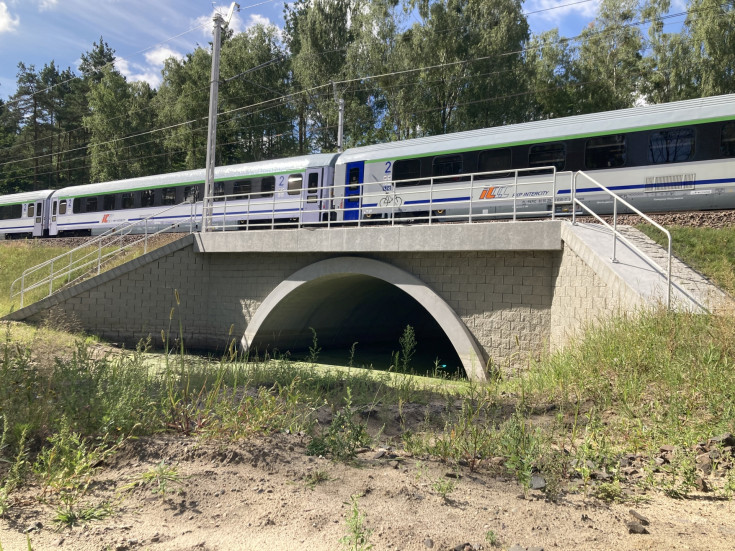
xmin=0 ymin=0 xmax=685 ymax=102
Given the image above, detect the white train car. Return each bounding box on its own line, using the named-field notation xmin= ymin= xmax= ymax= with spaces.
xmin=48 ymin=153 xmax=339 ymax=236
xmin=0 ymin=189 xmax=56 ymax=238
xmin=334 ymin=94 xmax=735 ymax=221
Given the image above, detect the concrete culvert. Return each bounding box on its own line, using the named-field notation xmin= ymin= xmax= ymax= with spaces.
xmin=242 ymin=257 xmax=488 ymax=381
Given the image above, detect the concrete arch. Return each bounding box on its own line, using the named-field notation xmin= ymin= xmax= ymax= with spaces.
xmin=242 ymin=256 xmax=488 ymax=382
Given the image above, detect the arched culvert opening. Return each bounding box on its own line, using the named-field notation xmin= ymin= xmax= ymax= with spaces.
xmin=242 ymin=257 xmax=488 ymax=382
xmin=249 ymin=274 xmax=463 ymax=376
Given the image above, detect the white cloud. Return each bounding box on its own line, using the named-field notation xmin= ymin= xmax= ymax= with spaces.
xmin=38 ymin=0 xmax=58 ymax=12
xmin=116 ymin=56 xmax=159 ymax=88
xmin=144 ymin=45 xmax=184 ymax=67
xmin=0 ymin=2 xmax=20 ymax=33
xmin=195 ymin=7 xmax=276 ymax=39
xmin=117 ymin=46 xmax=183 ymax=89
xmin=525 ymin=0 xmax=600 ymax=27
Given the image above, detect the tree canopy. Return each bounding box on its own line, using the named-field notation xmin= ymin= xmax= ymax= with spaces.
xmin=0 ymin=0 xmax=733 ymax=192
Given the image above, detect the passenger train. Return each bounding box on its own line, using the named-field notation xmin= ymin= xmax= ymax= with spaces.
xmin=2 ymin=93 xmax=735 ymax=239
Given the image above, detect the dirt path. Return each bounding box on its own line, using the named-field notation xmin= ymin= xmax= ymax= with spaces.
xmin=2 ymin=434 xmax=733 ymax=551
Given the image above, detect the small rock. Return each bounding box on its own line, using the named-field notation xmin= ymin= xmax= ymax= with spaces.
xmin=453 ymin=543 xmax=472 ymax=551
xmin=24 ymin=521 xmax=42 ymax=534
xmin=528 ymin=547 xmax=545 ymax=551
xmin=389 ymin=460 xmax=399 ymax=469
xmin=694 ymin=476 xmax=710 ymax=492
xmin=424 ymin=538 xmax=434 ymax=548
xmin=530 ymin=475 xmax=546 ymax=490
xmin=509 ymin=545 xmax=527 ymax=551
xmin=628 ymin=509 xmax=650 ymax=526
xmin=627 ymin=522 xmax=649 ymax=534
xmin=373 ymin=450 xmax=386 ymax=459
xmin=445 ymin=472 xmax=461 ymax=479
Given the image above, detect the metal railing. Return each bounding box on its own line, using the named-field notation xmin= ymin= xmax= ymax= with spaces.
xmin=10 ymin=200 xmax=196 ymax=308
xmin=571 ymin=171 xmax=672 ymax=308
xmin=206 ymin=166 xmax=567 ymax=232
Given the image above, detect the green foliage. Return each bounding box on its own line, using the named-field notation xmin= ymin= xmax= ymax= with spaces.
xmin=33 ymin=419 xmax=113 ymax=494
xmin=122 ymin=461 xmax=185 ymax=497
xmin=307 ymin=387 xmax=371 ymax=461
xmin=304 ymin=469 xmax=331 ymax=489
xmin=431 ymin=476 xmax=456 ymax=500
xmin=340 ymin=494 xmax=373 ymax=551
xmin=53 ymin=493 xmax=111 ymax=528
xmin=398 ymin=325 xmax=416 ymax=373
xmin=500 ymin=408 xmax=543 ymax=493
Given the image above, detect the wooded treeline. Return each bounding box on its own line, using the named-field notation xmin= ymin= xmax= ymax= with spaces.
xmin=1 ymin=0 xmax=734 ymax=193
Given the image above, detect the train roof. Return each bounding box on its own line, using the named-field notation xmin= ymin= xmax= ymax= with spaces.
xmin=336 ymin=94 xmax=735 ymax=164
xmin=0 ymin=189 xmax=55 ymax=206
xmin=53 ymin=153 xmax=340 ymax=198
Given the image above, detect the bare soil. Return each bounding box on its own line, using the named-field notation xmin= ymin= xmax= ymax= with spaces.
xmin=1 ymin=428 xmax=734 ymax=551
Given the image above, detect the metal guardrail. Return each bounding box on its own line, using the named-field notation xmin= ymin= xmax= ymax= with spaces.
xmin=10 ymin=201 xmax=196 ymax=308
xmin=208 ymin=166 xmax=566 ymax=231
xmin=571 ymin=171 xmax=672 ymax=308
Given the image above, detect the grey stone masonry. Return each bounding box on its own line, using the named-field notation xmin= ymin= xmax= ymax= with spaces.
xmin=4 ymin=221 xmax=725 ymax=380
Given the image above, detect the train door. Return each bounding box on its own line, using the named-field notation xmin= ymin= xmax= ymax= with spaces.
xmin=344 ymin=161 xmax=363 ymax=221
xmin=302 ymin=168 xmax=321 ymax=224
xmin=49 ymin=198 xmax=59 ymax=236
xmin=32 ymin=200 xmax=45 ymax=237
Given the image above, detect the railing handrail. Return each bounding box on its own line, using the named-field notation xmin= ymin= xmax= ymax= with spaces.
xmin=572 ymin=170 xmax=672 ymax=308
xmin=10 ymin=199 xmax=195 ymax=307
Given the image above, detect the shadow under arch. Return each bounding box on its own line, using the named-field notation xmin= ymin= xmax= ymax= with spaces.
xmin=241 ymin=256 xmax=488 ymax=382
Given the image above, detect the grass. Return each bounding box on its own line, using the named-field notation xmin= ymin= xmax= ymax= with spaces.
xmin=1 ymin=225 xmax=735 ymax=529
xmin=636 ymin=224 xmax=735 ymax=294
xmin=0 ymin=235 xmax=182 ymax=316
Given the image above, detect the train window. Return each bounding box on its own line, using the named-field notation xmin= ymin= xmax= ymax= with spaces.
xmin=59 ymin=200 xmax=67 ymax=215
xmin=529 ymin=143 xmax=566 ymax=171
xmin=478 ymin=149 xmax=512 ymax=173
xmin=213 ymin=181 xmax=226 ymax=202
xmin=721 ymin=122 xmax=735 ymax=157
xmin=141 ymin=189 xmax=155 ymax=207
xmin=27 ymin=204 xmax=35 ymax=218
xmin=348 ymin=167 xmax=360 ymax=190
xmin=0 ymin=204 xmax=22 ymax=220
xmin=393 ymin=159 xmax=422 ymax=187
xmin=585 ymin=135 xmax=626 ymax=169
xmin=433 ymin=155 xmax=463 ymax=176
xmin=162 ymin=187 xmax=176 ymax=205
xmin=308 ymin=172 xmax=319 ymax=194
xmin=121 ymin=192 xmax=135 ymax=209
xmin=86 ymin=197 xmax=99 ymax=212
xmin=72 ymin=198 xmax=81 ymax=213
xmin=261 ymin=176 xmax=275 ymax=197
xmin=287 ymin=174 xmax=302 ymax=196
xmin=233 ymin=180 xmax=252 ymax=196
xmin=648 ymin=128 xmax=694 ymax=163
xmin=103 ymin=194 xmax=115 ymax=211
xmin=183 ymin=186 xmax=199 ymax=202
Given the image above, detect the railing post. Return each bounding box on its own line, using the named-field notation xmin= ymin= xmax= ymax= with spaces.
xmin=20 ymin=273 xmax=25 ymax=308
xmin=612 ymin=199 xmax=618 ymax=263
xmin=97 ymin=242 xmax=102 ymax=274
xmin=513 ymin=171 xmax=518 ymax=221
xmin=144 ymin=219 xmax=149 ymax=253
xmin=571 ymin=172 xmax=577 ymax=225
xmin=49 ymin=260 xmax=54 ymax=296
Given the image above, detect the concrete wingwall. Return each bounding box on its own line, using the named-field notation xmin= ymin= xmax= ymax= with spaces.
xmin=4 ymin=222 xmax=651 ymax=381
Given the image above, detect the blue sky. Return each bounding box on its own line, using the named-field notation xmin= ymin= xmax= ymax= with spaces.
xmin=0 ymin=0 xmax=683 ymax=101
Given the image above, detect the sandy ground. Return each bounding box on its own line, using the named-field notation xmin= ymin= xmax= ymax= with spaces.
xmin=1 ymin=432 xmax=734 ymax=551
